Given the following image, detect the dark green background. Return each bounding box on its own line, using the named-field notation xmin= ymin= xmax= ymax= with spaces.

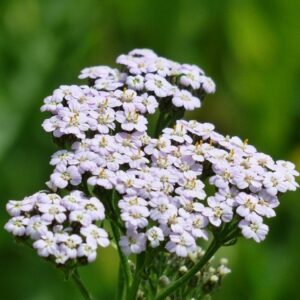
xmin=0 ymin=0 xmax=299 ymax=299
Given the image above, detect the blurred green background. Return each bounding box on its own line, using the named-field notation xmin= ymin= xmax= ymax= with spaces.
xmin=0 ymin=0 xmax=300 ymax=299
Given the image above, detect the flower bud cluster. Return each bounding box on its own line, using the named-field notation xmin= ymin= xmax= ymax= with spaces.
xmin=144 ymin=246 xmax=231 ymax=300
xmin=5 ymin=191 xmax=109 ymax=265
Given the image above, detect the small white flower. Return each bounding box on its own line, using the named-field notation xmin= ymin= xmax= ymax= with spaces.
xmin=201 ymin=76 xmax=216 ymax=94
xmin=87 ymin=167 xmax=115 ymax=189
xmin=81 ymin=225 xmax=109 ymax=248
xmin=146 ymin=226 xmax=164 ymax=247
xmin=69 ymin=210 xmax=92 ymax=226
xmin=88 ymin=107 xmax=116 ymax=133
xmin=140 ymin=94 xmax=158 ymax=114
xmin=172 ymin=90 xmax=200 ymax=110
xmin=121 ymin=206 xmax=149 ymax=229
xmin=50 ymin=164 xmax=82 ymax=189
xmin=61 ymin=192 xmax=84 ymax=211
xmin=115 ymin=172 xmax=144 ymax=195
xmin=176 ymin=171 xmax=206 ymax=199
xmin=38 ymin=203 xmax=66 ymax=223
xmin=179 ymin=65 xmax=203 ymax=89
xmin=6 ymin=197 xmax=34 ymax=217
xmin=263 ymin=172 xmax=288 ymax=196
xmin=78 ymin=243 xmax=97 ymax=262
xmin=234 ymin=170 xmax=262 ymax=193
xmin=239 ymin=215 xmax=269 ymax=243
xmin=144 ymin=74 xmax=172 ymax=97
xmin=166 ymin=231 xmax=196 ymax=257
xmin=149 ymin=197 xmax=177 ymax=221
xmin=116 ymin=109 xmax=147 ymax=132
xmin=126 ymin=75 xmax=145 ymax=90
xmin=26 ymin=216 xmax=50 ymax=239
xmin=82 ymin=197 xmax=105 ymax=221
xmin=204 ymin=198 xmax=233 ymax=227
xmin=58 ymin=233 xmax=82 ymax=259
xmin=54 ymin=249 xmax=69 ymax=264
xmin=4 ymin=216 xmax=29 ymax=236
xmin=33 ymin=231 xmax=58 ymax=257
xmin=163 ymin=124 xmax=192 ymax=144
xmin=50 ymin=150 xmax=73 ymax=166
xmin=119 ymin=230 xmax=146 ymax=255
xmin=186 ymin=214 xmax=209 ymax=240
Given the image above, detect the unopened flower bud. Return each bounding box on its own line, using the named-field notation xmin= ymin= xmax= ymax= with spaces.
xmin=218 ymin=265 xmax=231 ymax=276
xmin=210 ymin=274 xmax=219 ymax=282
xmin=159 ymin=275 xmax=170 ymax=287
xmin=137 ymin=290 xmax=144 ymax=299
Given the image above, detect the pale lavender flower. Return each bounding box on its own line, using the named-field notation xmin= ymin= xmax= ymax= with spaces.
xmin=58 ymin=233 xmax=82 ymax=259
xmin=149 ymin=196 xmax=177 ymax=221
xmin=88 ymin=107 xmax=116 ymax=133
xmin=50 ymin=150 xmax=73 ymax=166
xmin=204 ymin=198 xmax=233 ymax=227
xmin=69 ymin=210 xmax=92 ymax=227
xmin=4 ymin=216 xmax=29 ymax=236
xmin=144 ymin=74 xmax=172 ymax=97
xmin=78 ymin=243 xmax=97 ymax=262
xmin=146 ymin=226 xmax=164 ymax=247
xmin=82 ymin=197 xmax=105 ymax=221
xmin=140 ymin=94 xmax=158 ymax=114
xmin=115 ymin=172 xmax=144 ymax=195
xmin=239 ymin=215 xmax=269 ymax=243
xmin=186 ymin=214 xmax=209 ymax=240
xmin=201 ymin=76 xmax=216 ymax=94
xmin=26 ymin=216 xmax=50 ymax=239
xmin=38 ymin=203 xmax=66 ymax=223
xmin=126 ymin=75 xmax=145 ymax=91
xmin=6 ymin=197 xmax=34 ymax=217
xmin=172 ymin=90 xmax=201 ymax=110
xmin=119 ymin=230 xmax=146 ymax=255
xmin=166 ymin=231 xmax=196 ymax=257
xmin=80 ymin=225 xmax=109 ymax=248
xmin=50 ymin=164 xmax=82 ymax=189
xmin=33 ymin=231 xmax=58 ymax=257
xmin=61 ymin=192 xmax=84 ymax=211
xmin=263 ymin=172 xmax=288 ymax=196
xmin=235 ymin=192 xmax=259 ymax=219
xmin=116 ymin=109 xmax=148 ymax=132
xmin=87 ymin=167 xmax=115 ymax=189
xmin=121 ymin=206 xmax=150 ymax=229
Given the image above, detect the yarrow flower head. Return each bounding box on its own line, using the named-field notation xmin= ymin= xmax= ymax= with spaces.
xmin=5 ymin=191 xmax=108 ymax=265
xmin=4 ymin=48 xmax=299 ymax=300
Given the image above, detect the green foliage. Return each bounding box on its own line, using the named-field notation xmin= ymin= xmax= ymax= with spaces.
xmin=0 ymin=0 xmax=299 ymax=299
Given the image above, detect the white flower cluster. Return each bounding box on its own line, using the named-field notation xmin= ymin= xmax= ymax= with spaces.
xmin=5 ymin=49 xmax=299 ymax=266
xmin=41 ymin=49 xmax=215 ymax=140
xmin=44 ymin=118 xmax=298 ymax=257
xmin=5 ymin=191 xmax=109 ymax=264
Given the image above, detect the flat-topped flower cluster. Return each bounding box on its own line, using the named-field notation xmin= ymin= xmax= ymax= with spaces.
xmin=5 ymin=191 xmax=109 ymax=264
xmin=5 ymin=49 xmax=298 ymax=267
xmin=41 ymin=49 xmax=215 ymax=140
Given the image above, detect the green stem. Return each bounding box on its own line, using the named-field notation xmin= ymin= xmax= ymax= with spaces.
xmin=116 ymin=260 xmax=126 ymax=300
xmin=71 ymin=269 xmax=93 ymax=300
xmin=127 ymin=253 xmax=146 ymax=300
xmin=110 ymin=190 xmax=133 ymax=290
xmin=154 ymin=110 xmax=167 ymax=137
xmin=155 ymin=239 xmax=221 ymax=300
